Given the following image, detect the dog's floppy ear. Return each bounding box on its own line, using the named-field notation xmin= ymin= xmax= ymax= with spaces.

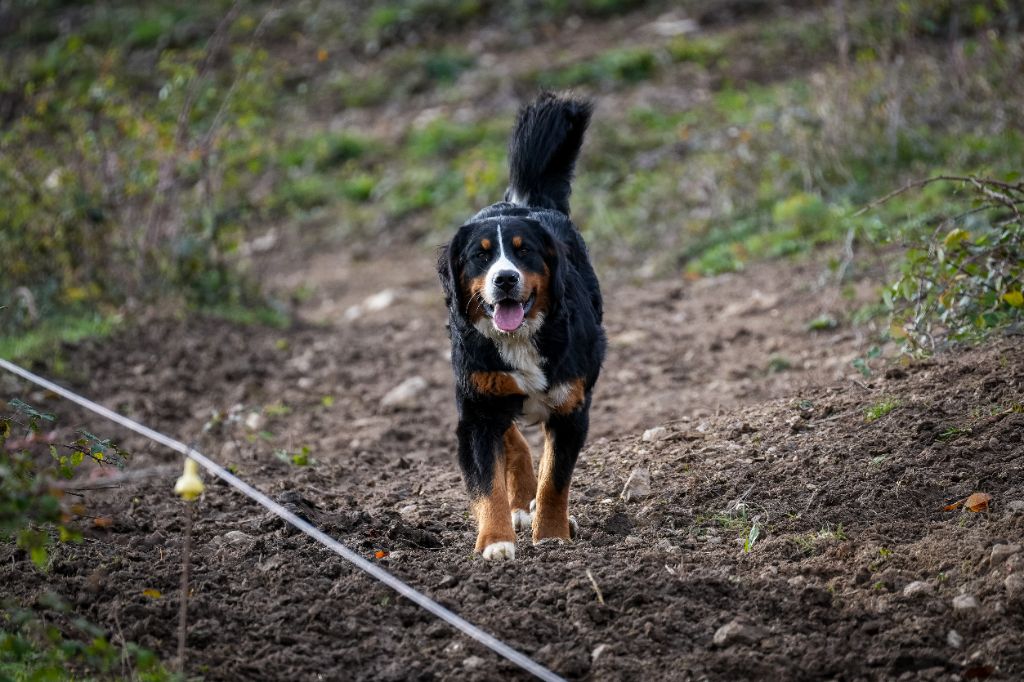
xmin=438 ymin=226 xmax=470 ymax=320
xmin=540 ymin=230 xmax=566 ymax=311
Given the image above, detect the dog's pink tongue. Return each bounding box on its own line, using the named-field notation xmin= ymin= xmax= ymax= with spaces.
xmin=494 ymin=301 xmax=525 ymax=332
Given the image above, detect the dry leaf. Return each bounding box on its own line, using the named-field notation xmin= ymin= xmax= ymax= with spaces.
xmin=943 ymin=499 xmax=964 ymax=512
xmin=93 ymin=516 xmax=114 ymax=528
xmin=965 ymin=492 xmax=991 ymax=512
xmin=142 ymin=588 xmax=162 ymax=599
xmin=374 ymin=550 xmax=387 ymax=559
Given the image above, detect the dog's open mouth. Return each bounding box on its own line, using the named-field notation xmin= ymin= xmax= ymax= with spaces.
xmin=484 ymin=293 xmax=535 ymax=333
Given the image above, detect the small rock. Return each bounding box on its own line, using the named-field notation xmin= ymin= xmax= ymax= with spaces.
xmin=620 ymin=467 xmax=651 ymax=502
xmin=947 ymin=630 xmax=964 ymax=648
xmin=591 ymin=643 xmax=610 ymax=661
xmin=713 ymin=620 xmax=761 ymax=647
xmin=244 ymin=411 xmax=262 ymax=431
xmin=258 ymin=554 xmax=287 ymax=573
xmin=381 ymin=376 xmax=428 ymax=409
xmin=436 ymin=575 xmax=458 ymax=589
xmin=1006 ymin=500 xmax=1024 ymax=513
xmin=462 ymin=656 xmax=484 ymax=670
xmin=952 ymin=594 xmax=979 ymax=611
xmin=991 ymin=544 xmax=1022 ymax=565
xmin=903 ymin=581 xmax=933 ymax=598
xmin=223 ymin=531 xmax=252 ymax=545
xmin=642 ymin=426 xmax=669 ymax=442
xmin=1005 ymin=573 xmax=1024 ymax=601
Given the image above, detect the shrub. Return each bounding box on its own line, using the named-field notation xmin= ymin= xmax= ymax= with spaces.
xmin=881 ymin=175 xmax=1024 ymax=351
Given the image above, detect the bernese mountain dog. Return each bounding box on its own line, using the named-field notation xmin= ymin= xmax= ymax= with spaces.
xmin=438 ymin=93 xmax=606 ymax=560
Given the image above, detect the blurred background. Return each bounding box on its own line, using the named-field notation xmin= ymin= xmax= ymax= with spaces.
xmin=1 ymin=0 xmax=1021 ymax=353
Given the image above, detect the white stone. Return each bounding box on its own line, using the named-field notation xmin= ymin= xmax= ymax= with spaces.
xmin=952 ymin=594 xmax=979 ymax=611
xmin=991 ymin=544 xmax=1022 ymax=565
xmin=621 ymin=467 xmax=651 ymax=502
xmin=381 ymin=376 xmax=428 ymax=409
xmin=903 ymin=581 xmax=933 ymax=597
xmin=947 ymin=630 xmax=964 ymax=648
xmin=713 ymin=620 xmax=761 ymax=647
xmin=642 ymin=426 xmax=669 ymax=442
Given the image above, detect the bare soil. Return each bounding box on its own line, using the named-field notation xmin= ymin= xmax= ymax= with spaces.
xmin=2 ymin=247 xmax=1023 ymax=681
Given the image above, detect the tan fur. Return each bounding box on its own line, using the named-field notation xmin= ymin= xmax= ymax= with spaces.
xmin=472 ymin=455 xmax=515 ymax=553
xmin=481 ymin=238 xmax=491 ymax=250
xmin=532 ymin=425 xmax=571 ymax=542
xmin=461 ymin=273 xmax=487 ymax=323
xmin=503 ymin=425 xmax=536 ymax=514
xmin=512 ymin=235 xmax=523 ymax=249
xmin=522 ymin=263 xmax=550 ymax=320
xmin=471 ymin=371 xmax=526 ymax=397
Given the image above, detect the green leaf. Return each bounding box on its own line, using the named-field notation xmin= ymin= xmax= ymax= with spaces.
xmin=30 ymin=545 xmax=48 ymax=569
xmin=744 ymin=524 xmax=760 ymax=552
xmin=1003 ymin=290 xmax=1023 ymax=308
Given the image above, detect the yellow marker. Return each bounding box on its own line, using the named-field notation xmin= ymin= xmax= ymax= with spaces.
xmin=174 ymin=459 xmax=204 ymax=501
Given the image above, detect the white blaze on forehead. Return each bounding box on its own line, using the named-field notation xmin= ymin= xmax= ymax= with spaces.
xmin=484 ymin=224 xmax=521 ymax=302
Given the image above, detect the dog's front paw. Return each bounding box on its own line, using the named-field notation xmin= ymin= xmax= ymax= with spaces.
xmin=532 ymin=513 xmax=579 ymax=545
xmin=480 ymin=541 xmax=516 ymax=561
xmin=511 ymin=507 xmax=533 ymax=531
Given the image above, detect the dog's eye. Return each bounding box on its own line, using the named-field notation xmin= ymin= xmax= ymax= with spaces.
xmin=516 ymin=247 xmax=530 ymax=257
xmin=476 ymin=251 xmax=491 ymax=261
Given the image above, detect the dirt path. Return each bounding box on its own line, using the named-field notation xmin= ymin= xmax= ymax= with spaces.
xmin=2 ymin=246 xmax=1022 ymax=680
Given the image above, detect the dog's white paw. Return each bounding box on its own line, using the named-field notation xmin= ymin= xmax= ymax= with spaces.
xmin=481 ymin=541 xmax=516 ymax=561
xmin=569 ymin=515 xmax=579 ymax=539
xmin=529 ymin=499 xmax=537 ymax=514
xmin=511 ymin=509 xmax=533 ymax=531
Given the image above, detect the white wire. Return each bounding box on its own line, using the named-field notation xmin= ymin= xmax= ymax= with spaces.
xmin=0 ymin=357 xmax=564 ymax=682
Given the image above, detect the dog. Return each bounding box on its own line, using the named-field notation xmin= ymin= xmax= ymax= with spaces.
xmin=438 ymin=93 xmax=606 ymax=560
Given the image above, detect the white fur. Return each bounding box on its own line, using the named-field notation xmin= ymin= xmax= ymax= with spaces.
xmin=481 ymin=541 xmax=516 ymax=561
xmin=473 ymin=314 xmax=547 ymax=395
xmin=483 ymin=225 xmax=521 ymax=305
xmin=508 ymin=191 xmax=529 ymax=207
xmin=511 ymin=509 xmax=532 ymax=531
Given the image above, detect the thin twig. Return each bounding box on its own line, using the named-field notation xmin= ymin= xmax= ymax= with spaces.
xmin=585 ymin=569 xmax=605 ymax=606
xmin=853 ymin=174 xmax=1024 ymax=217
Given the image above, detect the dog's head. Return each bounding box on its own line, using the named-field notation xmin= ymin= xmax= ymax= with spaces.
xmin=439 ymin=216 xmax=563 ymax=337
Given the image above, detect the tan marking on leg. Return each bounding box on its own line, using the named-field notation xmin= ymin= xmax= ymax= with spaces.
xmin=473 ymin=454 xmax=515 ymax=555
xmin=503 ymin=425 xmax=536 ymax=515
xmin=532 ymin=425 xmax=571 ymax=542
xmin=471 ymin=371 xmax=526 ymax=397
xmin=553 ymin=378 xmax=586 ymax=415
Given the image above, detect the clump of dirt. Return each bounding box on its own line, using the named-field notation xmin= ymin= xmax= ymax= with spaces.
xmin=2 ymin=251 xmax=1022 ymax=680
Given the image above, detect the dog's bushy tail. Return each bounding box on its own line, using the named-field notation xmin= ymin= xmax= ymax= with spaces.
xmin=505 ymin=92 xmax=593 ymax=215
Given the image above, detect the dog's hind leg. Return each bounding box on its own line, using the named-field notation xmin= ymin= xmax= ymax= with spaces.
xmin=458 ymin=419 xmax=517 ymax=560
xmin=503 ymin=425 xmax=537 ymax=531
xmin=533 ymin=407 xmax=589 ymax=544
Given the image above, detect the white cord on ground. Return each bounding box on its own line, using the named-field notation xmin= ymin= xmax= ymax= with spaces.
xmin=0 ymin=357 xmax=565 ymax=682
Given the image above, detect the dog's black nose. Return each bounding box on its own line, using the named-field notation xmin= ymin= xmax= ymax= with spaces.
xmin=494 ymin=270 xmax=520 ymax=293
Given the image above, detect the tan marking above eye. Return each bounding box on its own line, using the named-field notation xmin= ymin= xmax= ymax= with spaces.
xmin=512 ymin=236 xmax=523 ymax=249
xmin=481 ymin=239 xmax=491 ymax=250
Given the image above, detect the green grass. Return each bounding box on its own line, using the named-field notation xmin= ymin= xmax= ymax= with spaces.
xmin=199 ymin=302 xmax=290 ymax=329
xmin=865 ymin=398 xmax=900 ymax=423
xmin=0 ymin=314 xmax=120 ymax=363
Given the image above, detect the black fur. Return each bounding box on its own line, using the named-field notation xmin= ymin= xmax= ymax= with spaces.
xmin=438 ymin=93 xmax=606 ymax=515
xmin=504 ymin=91 xmax=593 ymax=215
